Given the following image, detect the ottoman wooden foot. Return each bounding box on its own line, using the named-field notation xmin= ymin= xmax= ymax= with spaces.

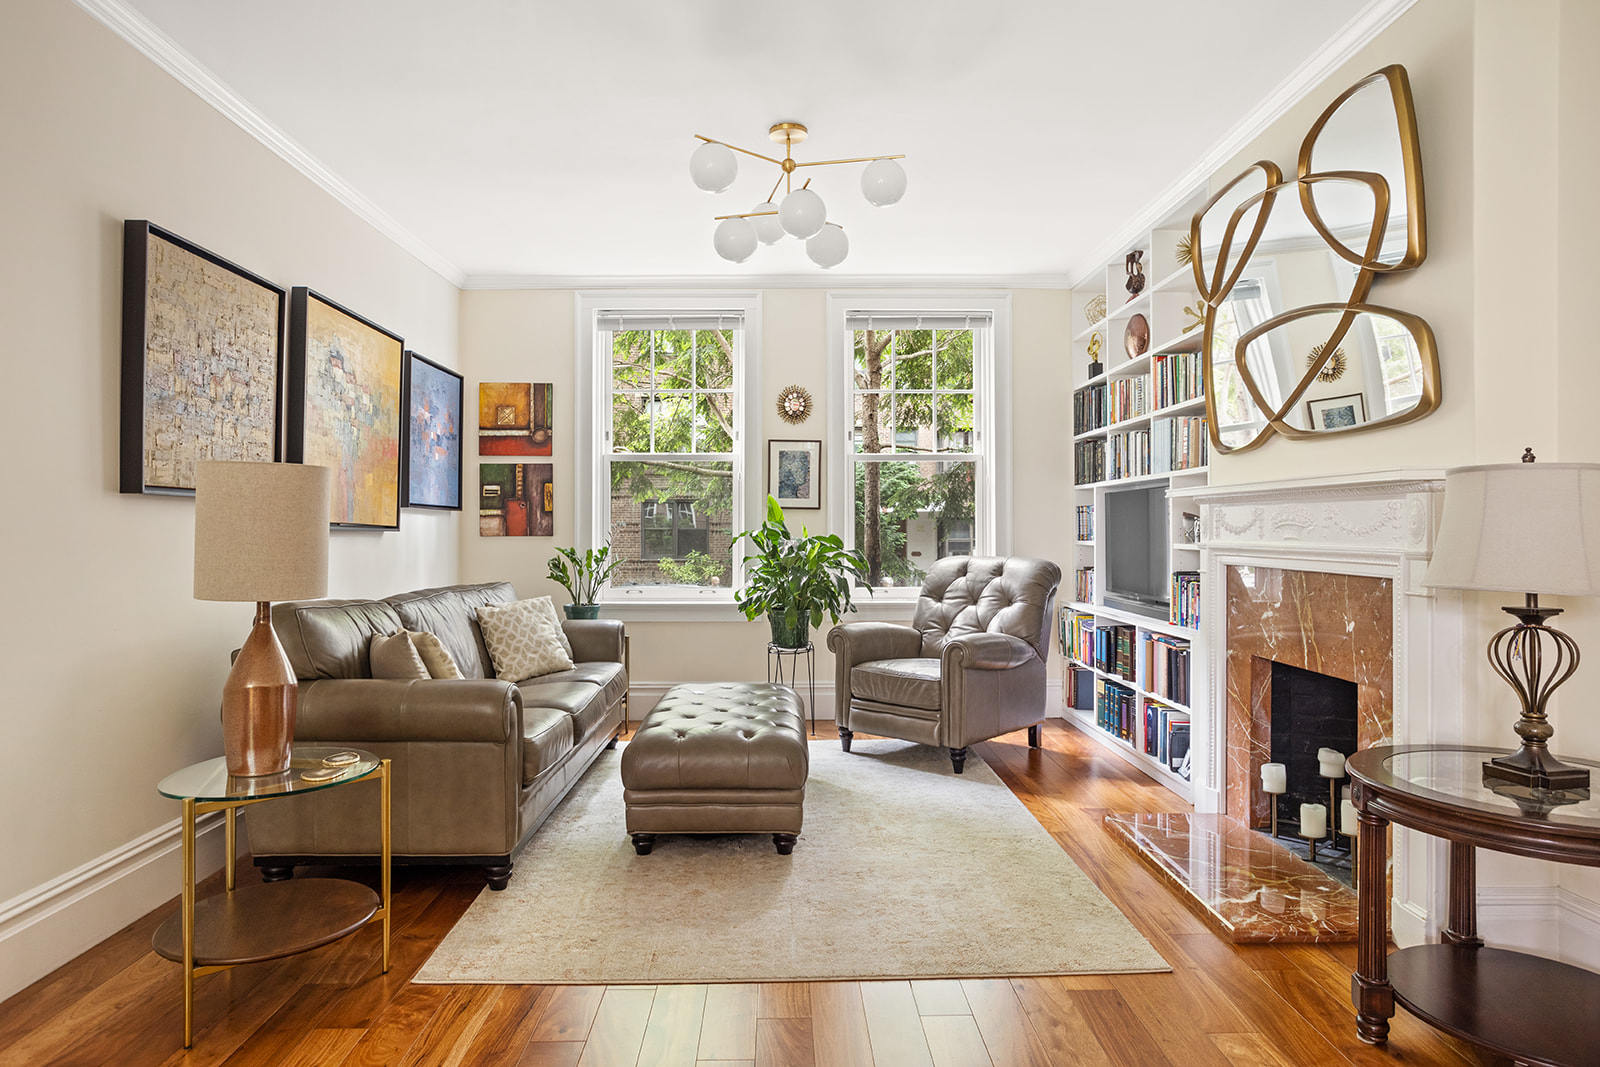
xmin=483 ymin=864 xmax=513 ymax=891
xmin=632 ymin=833 xmax=656 ymax=856
xmin=773 ymin=833 xmax=797 ymax=855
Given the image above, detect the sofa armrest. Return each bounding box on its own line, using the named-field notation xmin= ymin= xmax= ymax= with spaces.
xmin=295 ymin=678 xmax=521 ymax=744
xmin=941 ymin=632 xmax=1037 ymax=672
xmin=562 ymin=618 xmax=625 ymax=664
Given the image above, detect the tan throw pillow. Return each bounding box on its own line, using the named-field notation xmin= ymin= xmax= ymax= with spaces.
xmin=407 ymin=629 xmax=463 ymax=679
xmin=476 ymin=597 xmax=576 ymax=681
xmin=527 ymin=596 xmax=575 ymax=660
xmin=370 ymin=631 xmax=430 ymax=680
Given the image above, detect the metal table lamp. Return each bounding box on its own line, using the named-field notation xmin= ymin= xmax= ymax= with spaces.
xmin=1423 ymin=451 xmax=1600 ymax=790
xmin=194 ymin=461 xmax=330 ymax=776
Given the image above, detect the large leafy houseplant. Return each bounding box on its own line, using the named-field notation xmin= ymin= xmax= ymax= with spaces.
xmin=546 ymin=544 xmax=624 ymax=619
xmin=734 ymin=496 xmax=870 ymax=647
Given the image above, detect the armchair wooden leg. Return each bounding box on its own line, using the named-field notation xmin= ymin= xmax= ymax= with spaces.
xmin=949 ymin=747 xmax=969 ymax=774
xmin=839 ymin=727 xmax=854 ymax=753
xmin=1028 ymin=723 xmax=1042 ymax=748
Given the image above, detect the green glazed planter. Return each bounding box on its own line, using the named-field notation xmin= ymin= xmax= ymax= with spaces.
xmin=767 ymin=612 xmax=810 ymax=649
xmin=564 ymin=603 xmax=601 ymax=620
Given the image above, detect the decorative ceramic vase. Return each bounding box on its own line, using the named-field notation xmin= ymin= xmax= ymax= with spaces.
xmin=1125 ymin=250 xmax=1146 ymax=299
xmin=564 ymin=603 xmax=601 ymax=620
xmin=768 ymin=612 xmax=809 ymax=649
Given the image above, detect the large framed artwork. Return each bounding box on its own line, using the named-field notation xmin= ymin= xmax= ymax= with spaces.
xmin=769 ymin=439 xmax=821 ymax=509
xmin=403 ymin=351 xmax=463 ymax=510
xmin=119 ymin=221 xmax=286 ymax=494
xmin=479 ymin=463 xmax=553 ymax=536
xmin=287 ymin=288 xmax=404 ymax=529
xmin=479 ymin=382 xmax=553 ymax=455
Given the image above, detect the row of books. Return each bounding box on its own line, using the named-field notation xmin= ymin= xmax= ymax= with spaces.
xmin=1142 ymin=633 xmax=1191 ymax=705
xmin=1152 ymin=351 xmax=1203 ymax=410
xmin=1061 ymin=611 xmax=1096 ymax=664
xmin=1074 ymin=439 xmax=1105 ymax=485
xmin=1091 ymin=623 xmax=1137 ymax=680
xmin=1072 ymin=384 xmax=1106 ymax=434
xmin=1096 ymin=679 xmax=1138 ymax=742
xmin=1106 ymin=427 xmax=1152 ymax=480
xmin=1144 ymin=702 xmax=1192 ymax=778
xmin=1171 ymin=571 xmax=1201 ymax=628
xmin=1075 ymin=504 xmax=1094 ymax=541
xmin=1102 ymin=376 xmax=1148 ymax=424
xmin=1151 ymin=414 xmax=1208 ymax=474
xmin=1074 ymin=566 xmax=1095 ymax=604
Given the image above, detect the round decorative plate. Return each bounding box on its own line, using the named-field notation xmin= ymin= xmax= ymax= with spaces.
xmin=1124 ymin=314 xmax=1150 ymax=358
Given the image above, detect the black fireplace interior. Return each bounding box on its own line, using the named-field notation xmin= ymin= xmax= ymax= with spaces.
xmin=1269 ymin=660 xmax=1358 ymax=830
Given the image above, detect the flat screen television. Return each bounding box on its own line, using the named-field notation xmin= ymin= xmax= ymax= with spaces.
xmin=1103 ymin=483 xmax=1169 ymax=619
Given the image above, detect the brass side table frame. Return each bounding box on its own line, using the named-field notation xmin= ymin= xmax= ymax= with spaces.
xmin=155 ymin=749 xmax=391 ymax=1048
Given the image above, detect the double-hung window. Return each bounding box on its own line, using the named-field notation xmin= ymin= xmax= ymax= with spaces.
xmin=827 ymin=295 xmax=1010 ymax=593
xmin=577 ymin=294 xmax=760 ymax=606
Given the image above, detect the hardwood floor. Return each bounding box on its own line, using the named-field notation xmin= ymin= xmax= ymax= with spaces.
xmin=0 ymin=721 xmax=1508 ymax=1066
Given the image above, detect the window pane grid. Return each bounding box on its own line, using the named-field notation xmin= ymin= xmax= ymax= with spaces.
xmin=612 ymin=328 xmax=740 ymax=457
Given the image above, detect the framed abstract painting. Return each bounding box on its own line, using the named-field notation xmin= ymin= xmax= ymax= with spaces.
xmin=403 ymin=351 xmax=463 ymax=510
xmin=479 ymin=463 xmax=553 ymax=536
xmin=119 ymin=221 xmax=285 ymax=494
xmin=287 ymin=288 xmax=404 ymax=529
xmin=479 ymin=382 xmax=553 ymax=455
xmin=769 ymin=439 xmax=821 ymax=509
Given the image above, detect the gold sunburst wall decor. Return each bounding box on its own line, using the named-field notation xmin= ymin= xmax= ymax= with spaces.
xmin=1308 ymin=343 xmax=1347 ymax=383
xmin=776 ymin=384 xmax=813 ymax=424
xmin=1175 ymin=234 xmax=1194 ymax=267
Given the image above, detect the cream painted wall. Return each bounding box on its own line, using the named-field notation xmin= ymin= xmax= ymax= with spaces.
xmin=0 ymin=0 xmax=460 ymax=986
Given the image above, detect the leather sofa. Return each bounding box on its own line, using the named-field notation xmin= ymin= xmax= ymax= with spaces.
xmin=827 ymin=556 xmax=1061 ymax=773
xmin=248 ymin=581 xmax=625 ymax=890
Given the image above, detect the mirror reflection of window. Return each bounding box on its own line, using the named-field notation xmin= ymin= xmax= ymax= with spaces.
xmin=1372 ymin=316 xmax=1423 ymax=413
xmin=1211 ymin=275 xmax=1287 ymax=441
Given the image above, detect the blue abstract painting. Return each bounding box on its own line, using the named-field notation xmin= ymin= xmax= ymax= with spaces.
xmin=406 ymin=353 xmax=463 ymax=509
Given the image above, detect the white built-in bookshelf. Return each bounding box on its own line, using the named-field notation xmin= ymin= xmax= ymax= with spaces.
xmin=1062 ymin=192 xmax=1210 ymax=799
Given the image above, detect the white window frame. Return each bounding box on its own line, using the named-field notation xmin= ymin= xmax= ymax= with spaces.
xmin=825 ymin=292 xmax=1012 ymax=605
xmin=574 ymin=291 xmax=762 ymax=620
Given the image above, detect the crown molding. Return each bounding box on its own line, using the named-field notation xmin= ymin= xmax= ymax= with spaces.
xmin=1064 ymin=0 xmax=1421 ymax=288
xmin=70 ymin=0 xmax=467 ymax=288
xmin=464 ymin=272 xmax=1075 ymax=291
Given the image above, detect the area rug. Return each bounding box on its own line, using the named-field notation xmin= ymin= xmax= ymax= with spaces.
xmin=415 ymin=739 xmax=1169 ymax=983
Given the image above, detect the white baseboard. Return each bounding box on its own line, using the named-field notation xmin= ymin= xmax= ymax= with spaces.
xmin=0 ymin=811 xmax=228 ymax=1003
xmin=1476 ymin=885 xmax=1600 ymax=969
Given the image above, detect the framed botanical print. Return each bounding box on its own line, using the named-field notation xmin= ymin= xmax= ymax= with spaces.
xmin=403 ymin=351 xmax=463 ymax=510
xmin=287 ymin=288 xmax=404 ymax=529
xmin=119 ymin=221 xmax=285 ymax=494
xmin=769 ymin=439 xmax=821 ymax=509
xmin=1305 ymin=392 xmax=1368 ymax=431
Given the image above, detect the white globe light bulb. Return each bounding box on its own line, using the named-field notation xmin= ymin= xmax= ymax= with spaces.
xmin=749 ymin=203 xmax=786 ymax=244
xmin=778 ymin=188 xmax=827 ymax=239
xmin=861 ymin=158 xmax=907 ymax=207
xmin=806 ymin=222 xmax=849 ymax=269
xmin=713 ymin=215 xmax=758 ymax=263
xmin=689 ymin=141 xmax=737 ymax=193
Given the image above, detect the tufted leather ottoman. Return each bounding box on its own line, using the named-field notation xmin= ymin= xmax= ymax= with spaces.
xmin=621 ymin=682 xmax=808 ymax=855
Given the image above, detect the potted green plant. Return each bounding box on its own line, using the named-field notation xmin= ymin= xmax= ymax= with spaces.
xmin=734 ymin=496 xmax=870 ymax=648
xmin=546 ymin=544 xmax=624 ymax=619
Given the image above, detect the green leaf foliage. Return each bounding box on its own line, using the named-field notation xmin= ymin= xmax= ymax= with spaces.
xmin=732 ymin=496 xmax=870 ymax=626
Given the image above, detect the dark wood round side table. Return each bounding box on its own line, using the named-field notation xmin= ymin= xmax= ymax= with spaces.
xmin=1347 ymin=744 xmax=1600 ymax=1066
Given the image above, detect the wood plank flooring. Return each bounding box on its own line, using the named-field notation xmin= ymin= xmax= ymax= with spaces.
xmin=0 ymin=721 xmax=1509 ymax=1066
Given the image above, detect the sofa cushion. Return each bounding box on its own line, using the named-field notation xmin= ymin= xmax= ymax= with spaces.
xmin=516 ymin=679 xmax=602 ymax=719
xmin=851 ymin=657 xmax=942 ymax=710
xmin=478 ymin=598 xmax=576 ymax=681
xmin=522 ymin=704 xmax=576 ymax=786
xmin=273 ymin=599 xmax=405 ymax=680
xmin=386 ymin=582 xmax=514 ymax=680
xmin=409 ymin=630 xmax=463 ymax=679
xmin=369 ymin=631 xmax=430 ymax=680
xmin=528 ymin=661 xmax=626 ymax=710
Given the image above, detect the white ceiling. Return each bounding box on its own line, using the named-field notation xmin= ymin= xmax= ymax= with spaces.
xmin=108 ymin=0 xmax=1385 ymax=284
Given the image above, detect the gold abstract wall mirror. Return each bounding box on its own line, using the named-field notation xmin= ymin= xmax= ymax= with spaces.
xmin=1194 ymin=64 xmax=1438 ymax=454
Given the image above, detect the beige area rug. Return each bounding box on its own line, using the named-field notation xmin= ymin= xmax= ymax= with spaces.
xmin=415 ymin=739 xmax=1170 ymax=984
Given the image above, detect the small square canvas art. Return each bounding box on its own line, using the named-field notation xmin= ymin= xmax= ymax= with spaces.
xmin=769 ymin=440 xmax=821 ymax=509
xmin=479 ymin=462 xmax=553 ymax=536
xmin=479 ymin=382 xmax=552 ymax=455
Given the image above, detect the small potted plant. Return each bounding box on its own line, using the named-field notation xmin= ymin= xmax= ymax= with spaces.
xmin=734 ymin=496 xmax=870 ymax=648
xmin=546 ymin=543 xmax=624 ymax=619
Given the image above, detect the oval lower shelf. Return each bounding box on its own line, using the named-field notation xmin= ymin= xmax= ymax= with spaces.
xmin=153 ymin=878 xmax=379 ymax=967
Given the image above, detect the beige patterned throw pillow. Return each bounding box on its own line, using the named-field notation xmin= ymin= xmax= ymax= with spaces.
xmin=528 ymin=596 xmax=575 ymax=660
xmin=408 ymin=630 xmax=463 ymax=679
xmin=369 ymin=631 xmax=430 ymax=680
xmin=476 ymin=597 xmax=575 ymax=681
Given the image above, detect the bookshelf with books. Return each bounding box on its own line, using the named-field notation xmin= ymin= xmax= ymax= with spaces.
xmin=1064 ymin=191 xmax=1210 ymax=798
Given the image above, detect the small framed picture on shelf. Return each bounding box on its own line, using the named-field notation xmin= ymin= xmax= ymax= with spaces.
xmin=1305 ymin=392 xmax=1367 ymax=431
xmin=768 ymin=439 xmax=821 ymax=509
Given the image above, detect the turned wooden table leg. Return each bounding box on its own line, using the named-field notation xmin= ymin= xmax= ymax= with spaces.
xmin=1443 ymin=839 xmax=1484 ymax=946
xmin=1352 ymin=801 xmax=1394 ymax=1044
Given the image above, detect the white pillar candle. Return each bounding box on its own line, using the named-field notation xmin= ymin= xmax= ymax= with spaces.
xmin=1300 ymin=803 xmax=1327 ymax=838
xmin=1341 ymin=798 xmax=1358 ymax=836
xmin=1318 ymin=748 xmax=1347 ymax=778
xmin=1261 ymin=763 xmax=1287 ymax=793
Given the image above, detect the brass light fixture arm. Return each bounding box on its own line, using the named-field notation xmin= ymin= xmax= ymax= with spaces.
xmin=794 ymin=153 xmax=907 ymax=168
xmin=693 ymin=134 xmax=784 ymax=168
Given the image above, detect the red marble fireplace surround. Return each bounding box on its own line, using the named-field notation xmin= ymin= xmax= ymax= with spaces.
xmin=1225 ymin=565 xmax=1394 ymax=826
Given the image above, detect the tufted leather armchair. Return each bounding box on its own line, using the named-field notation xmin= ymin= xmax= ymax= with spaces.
xmin=826 ymin=556 xmax=1062 ymax=773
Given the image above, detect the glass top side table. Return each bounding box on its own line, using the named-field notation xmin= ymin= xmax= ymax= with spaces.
xmin=1347 ymin=744 xmax=1600 ymax=1066
xmin=155 ymin=745 xmax=392 ymax=1048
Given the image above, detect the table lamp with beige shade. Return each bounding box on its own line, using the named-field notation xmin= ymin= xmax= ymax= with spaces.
xmin=194 ymin=461 xmax=330 ymax=776
xmin=1423 ymin=450 xmax=1600 ymax=790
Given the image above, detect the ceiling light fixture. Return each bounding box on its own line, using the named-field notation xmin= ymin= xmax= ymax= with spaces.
xmin=689 ymin=122 xmax=906 ymax=269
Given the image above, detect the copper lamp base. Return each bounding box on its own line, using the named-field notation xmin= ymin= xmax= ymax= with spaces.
xmin=221 ymin=602 xmax=297 ymax=776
